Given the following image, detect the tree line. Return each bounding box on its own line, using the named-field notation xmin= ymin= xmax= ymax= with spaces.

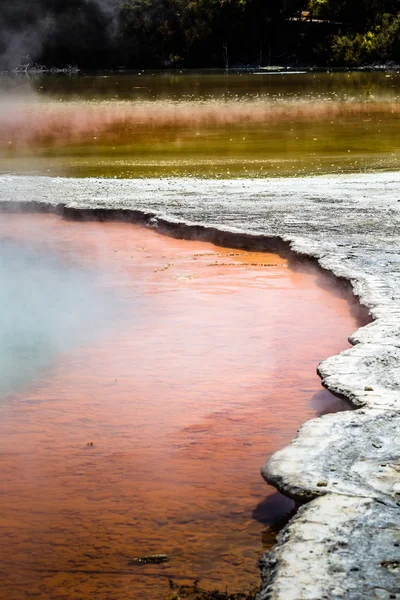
xmin=1 ymin=0 xmax=399 ymax=70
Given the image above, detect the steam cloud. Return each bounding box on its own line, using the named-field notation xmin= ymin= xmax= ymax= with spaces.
xmin=0 ymin=238 xmax=115 ymax=397
xmin=0 ymin=1 xmax=121 ymax=70
xmin=0 ymin=3 xmax=47 ymax=70
xmin=91 ymin=0 xmax=121 ymax=35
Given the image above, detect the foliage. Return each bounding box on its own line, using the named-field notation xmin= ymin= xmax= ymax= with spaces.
xmin=331 ymin=13 xmax=400 ymax=64
xmin=309 ymin=0 xmax=400 ymax=24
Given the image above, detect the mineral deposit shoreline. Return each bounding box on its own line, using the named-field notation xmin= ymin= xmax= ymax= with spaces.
xmin=0 ymin=173 xmax=399 ymax=599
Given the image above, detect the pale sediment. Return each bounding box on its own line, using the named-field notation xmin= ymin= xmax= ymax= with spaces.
xmin=0 ymin=172 xmax=399 ymax=599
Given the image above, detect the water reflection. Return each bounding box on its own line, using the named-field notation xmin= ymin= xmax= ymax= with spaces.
xmin=252 ymin=493 xmax=295 ymax=526
xmin=310 ymin=389 xmax=352 ymax=417
xmin=2 ymin=70 xmax=399 ymax=101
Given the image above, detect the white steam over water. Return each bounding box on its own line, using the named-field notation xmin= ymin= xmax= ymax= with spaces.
xmin=0 ymin=239 xmax=115 ymax=397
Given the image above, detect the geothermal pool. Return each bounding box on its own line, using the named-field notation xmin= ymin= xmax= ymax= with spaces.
xmin=1 ymin=70 xmax=400 ymax=179
xmin=0 ymin=212 xmax=368 ymax=599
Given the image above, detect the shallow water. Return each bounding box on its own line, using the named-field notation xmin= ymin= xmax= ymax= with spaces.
xmin=0 ymin=70 xmax=399 ymax=178
xmin=0 ymin=213 xmax=367 ymax=599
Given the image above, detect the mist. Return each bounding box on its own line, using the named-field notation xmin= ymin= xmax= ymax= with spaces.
xmin=0 ymin=2 xmax=49 ymax=70
xmin=0 ymin=96 xmax=398 ymax=150
xmin=0 ymin=238 xmax=116 ymax=397
xmin=0 ymin=1 xmax=120 ymax=71
xmin=91 ymin=0 xmax=121 ymax=35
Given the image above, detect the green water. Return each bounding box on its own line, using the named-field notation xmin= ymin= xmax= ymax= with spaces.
xmin=0 ymin=70 xmax=399 ymax=178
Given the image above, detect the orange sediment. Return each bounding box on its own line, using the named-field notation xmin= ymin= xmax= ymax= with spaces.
xmin=0 ymin=214 xmax=364 ymax=599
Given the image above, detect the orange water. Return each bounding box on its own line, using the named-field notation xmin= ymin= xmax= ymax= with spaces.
xmin=0 ymin=214 xmax=366 ymax=599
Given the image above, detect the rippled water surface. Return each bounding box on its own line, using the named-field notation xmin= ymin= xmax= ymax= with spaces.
xmin=0 ymin=213 xmax=368 ymax=599
xmin=0 ymin=70 xmax=399 ymax=178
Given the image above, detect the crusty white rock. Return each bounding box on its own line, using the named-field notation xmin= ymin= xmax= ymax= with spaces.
xmin=258 ymin=495 xmax=400 ymax=600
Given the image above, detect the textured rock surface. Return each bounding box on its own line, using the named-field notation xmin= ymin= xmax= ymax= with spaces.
xmin=258 ymin=495 xmax=400 ymax=600
xmin=263 ymin=408 xmax=400 ymax=504
xmin=1 ymin=172 xmax=400 ymax=598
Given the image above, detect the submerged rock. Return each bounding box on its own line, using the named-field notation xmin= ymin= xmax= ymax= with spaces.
xmin=128 ymin=554 xmax=169 ymax=565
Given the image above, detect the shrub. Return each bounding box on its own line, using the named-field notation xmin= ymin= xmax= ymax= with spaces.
xmin=331 ymin=13 xmax=400 ymax=64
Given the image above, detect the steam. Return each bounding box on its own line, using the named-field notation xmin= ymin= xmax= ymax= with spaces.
xmin=0 ymin=1 xmax=121 ymax=71
xmin=0 ymin=238 xmax=115 ymax=397
xmin=0 ymin=98 xmax=398 ymax=149
xmin=0 ymin=22 xmax=46 ymax=71
xmin=91 ymin=0 xmax=121 ymax=36
xmin=0 ymin=3 xmax=50 ymax=70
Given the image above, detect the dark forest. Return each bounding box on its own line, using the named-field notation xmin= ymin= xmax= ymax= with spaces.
xmin=1 ymin=0 xmax=400 ymax=70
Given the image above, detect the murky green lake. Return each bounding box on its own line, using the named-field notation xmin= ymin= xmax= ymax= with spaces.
xmin=0 ymin=70 xmax=399 ymax=178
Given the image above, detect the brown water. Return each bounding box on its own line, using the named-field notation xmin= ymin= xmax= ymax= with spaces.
xmin=0 ymin=70 xmax=399 ymax=178
xmin=0 ymin=213 xmax=367 ymax=599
